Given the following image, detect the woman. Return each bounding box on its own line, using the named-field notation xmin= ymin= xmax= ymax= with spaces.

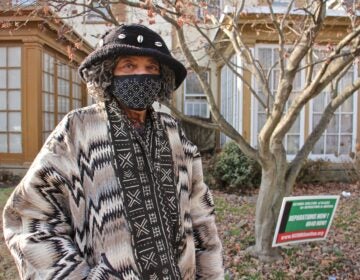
xmin=3 ymin=24 xmax=224 ymax=280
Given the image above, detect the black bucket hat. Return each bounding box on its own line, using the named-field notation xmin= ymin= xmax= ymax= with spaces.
xmin=78 ymin=24 xmax=187 ymax=90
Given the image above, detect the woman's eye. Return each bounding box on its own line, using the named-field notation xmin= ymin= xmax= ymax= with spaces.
xmin=148 ymin=65 xmax=160 ymax=72
xmin=124 ymin=63 xmax=134 ymax=69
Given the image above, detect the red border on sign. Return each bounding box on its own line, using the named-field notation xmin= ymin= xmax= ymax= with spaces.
xmin=276 ymin=229 xmax=326 ymax=243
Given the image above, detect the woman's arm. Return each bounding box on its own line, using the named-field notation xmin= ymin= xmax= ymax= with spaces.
xmin=3 ymin=113 xmax=91 ymax=280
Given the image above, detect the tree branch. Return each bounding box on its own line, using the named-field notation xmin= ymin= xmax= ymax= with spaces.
xmin=191 ymin=22 xmax=267 ymax=109
xmin=161 ymin=100 xmax=220 ymax=130
xmin=259 ymin=1 xmax=326 ymax=158
xmin=286 ymin=77 xmax=360 ymax=192
xmin=176 ymin=26 xmax=257 ymax=159
xmin=222 ymin=25 xmax=271 ymax=108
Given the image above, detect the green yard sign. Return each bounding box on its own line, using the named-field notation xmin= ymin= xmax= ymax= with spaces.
xmin=272 ymin=195 xmax=340 ymax=247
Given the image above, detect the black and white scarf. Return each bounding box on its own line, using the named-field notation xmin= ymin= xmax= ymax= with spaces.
xmin=105 ymin=98 xmax=181 ymax=279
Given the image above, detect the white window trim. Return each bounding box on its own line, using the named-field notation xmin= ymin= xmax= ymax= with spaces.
xmin=183 ymin=71 xmax=210 ymax=118
xmin=251 ymin=44 xmax=305 ymax=159
xmin=220 ymin=54 xmax=243 ymax=146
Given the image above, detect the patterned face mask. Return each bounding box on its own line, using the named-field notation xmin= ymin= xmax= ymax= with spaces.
xmin=111 ymin=74 xmax=162 ymax=110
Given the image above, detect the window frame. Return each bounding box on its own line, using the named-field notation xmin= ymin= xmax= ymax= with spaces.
xmin=42 ymin=50 xmax=84 ymax=143
xmin=183 ymin=70 xmax=210 ymax=118
xmin=251 ymin=44 xmax=305 ymax=159
xmin=220 ymin=53 xmax=243 ymax=146
xmin=0 ymin=45 xmax=23 ymax=154
xmin=309 ymin=65 xmax=358 ymax=161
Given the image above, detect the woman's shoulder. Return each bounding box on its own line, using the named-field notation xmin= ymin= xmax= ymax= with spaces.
xmin=156 ymin=111 xmax=179 ymax=128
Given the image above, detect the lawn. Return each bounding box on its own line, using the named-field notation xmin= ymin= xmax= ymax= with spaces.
xmin=1 ymin=182 xmax=359 ymax=279
xmin=215 ymin=182 xmax=359 ymax=279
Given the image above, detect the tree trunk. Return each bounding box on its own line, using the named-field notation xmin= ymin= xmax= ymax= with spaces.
xmin=246 ymin=159 xmax=287 ymax=262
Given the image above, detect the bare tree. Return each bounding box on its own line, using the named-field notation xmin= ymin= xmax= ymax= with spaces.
xmin=5 ymin=0 xmax=360 ymax=261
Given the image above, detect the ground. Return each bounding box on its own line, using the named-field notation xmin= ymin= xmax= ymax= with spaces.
xmin=0 ymin=181 xmax=359 ymax=280
xmin=215 ymin=182 xmax=359 ymax=279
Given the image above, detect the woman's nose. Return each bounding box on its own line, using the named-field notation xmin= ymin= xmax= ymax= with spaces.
xmin=133 ymin=67 xmax=151 ymax=75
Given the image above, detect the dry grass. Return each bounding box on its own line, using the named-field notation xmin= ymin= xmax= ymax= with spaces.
xmin=216 ymin=182 xmax=360 ymax=279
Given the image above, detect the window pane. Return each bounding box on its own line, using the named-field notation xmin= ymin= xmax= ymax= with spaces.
xmin=0 ymin=70 xmax=6 ymax=88
xmin=49 ymin=95 xmax=55 ymax=112
xmin=58 ymin=97 xmax=70 ymax=113
xmin=43 ymin=53 xmax=48 ymax=71
xmin=48 ymin=113 xmax=54 ymax=130
xmin=8 ymin=90 xmax=21 ymax=110
xmin=185 ymin=72 xmax=207 ymax=95
xmin=44 ymin=53 xmax=51 ymax=72
xmin=339 ymin=136 xmax=352 ymax=155
xmin=73 ymin=84 xmax=81 ymax=99
xmin=0 ymin=91 xmax=6 ymax=110
xmin=341 ymin=114 xmax=352 ymax=133
xmin=0 ymin=113 xmax=7 ymax=131
xmin=8 ymin=47 xmax=21 ymax=67
xmin=326 ymin=135 xmax=338 ymax=155
xmin=201 ymin=103 xmax=207 ymax=117
xmin=58 ymin=80 xmax=70 ymax=96
xmin=64 ymin=65 xmax=69 ymax=79
xmin=49 ymin=74 xmax=54 ymax=92
xmin=9 ymin=133 xmax=22 ymax=153
xmin=0 ymin=48 xmax=6 ymax=67
xmin=43 ymin=93 xmax=55 ymax=112
xmin=43 ymin=73 xmax=49 ymax=91
xmin=72 ymin=69 xmax=77 ymax=82
xmin=50 ymin=57 xmax=54 ymax=74
xmin=258 ymin=48 xmax=272 ymax=69
xmin=0 ymin=134 xmax=7 ymax=152
xmin=44 ymin=113 xmax=52 ymax=130
xmin=8 ymin=69 xmax=21 ymax=88
xmin=49 ymin=114 xmax=54 ymax=131
xmin=258 ymin=113 xmax=266 ymax=133
xmin=186 ymin=103 xmax=193 ymax=115
xmin=9 ymin=112 xmax=21 ymax=132
xmin=44 ymin=54 xmax=55 ymax=74
xmin=43 ymin=93 xmax=48 ymax=111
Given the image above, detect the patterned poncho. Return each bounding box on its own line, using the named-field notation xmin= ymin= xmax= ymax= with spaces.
xmin=3 ymin=102 xmax=224 ymax=280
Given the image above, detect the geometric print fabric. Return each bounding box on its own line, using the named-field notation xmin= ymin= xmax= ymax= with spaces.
xmin=105 ymin=98 xmax=181 ymax=279
xmin=112 ymin=74 xmax=162 ymax=109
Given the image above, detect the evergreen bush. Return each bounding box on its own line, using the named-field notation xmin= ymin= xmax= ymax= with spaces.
xmin=207 ymin=141 xmax=261 ymax=192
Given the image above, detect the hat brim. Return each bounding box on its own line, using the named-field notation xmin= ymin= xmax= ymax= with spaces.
xmin=78 ymin=43 xmax=187 ymax=90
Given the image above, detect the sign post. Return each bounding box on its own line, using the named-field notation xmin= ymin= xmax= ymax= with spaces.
xmin=272 ymin=195 xmax=340 ymax=247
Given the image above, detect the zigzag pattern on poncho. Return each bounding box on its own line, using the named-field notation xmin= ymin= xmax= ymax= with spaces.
xmin=3 ymin=102 xmax=224 ymax=280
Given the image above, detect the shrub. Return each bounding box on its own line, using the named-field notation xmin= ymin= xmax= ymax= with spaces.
xmin=207 ymin=141 xmax=261 ymax=192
